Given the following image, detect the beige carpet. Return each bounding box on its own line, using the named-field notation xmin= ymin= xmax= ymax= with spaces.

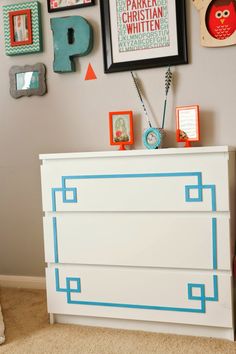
xmin=0 ymin=287 xmax=235 ymax=354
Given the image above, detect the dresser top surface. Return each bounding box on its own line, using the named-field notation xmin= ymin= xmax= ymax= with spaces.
xmin=39 ymin=146 xmax=235 ymax=161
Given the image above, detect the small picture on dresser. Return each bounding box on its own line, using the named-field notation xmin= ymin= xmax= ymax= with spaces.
xmin=109 ymin=111 xmax=134 ymax=150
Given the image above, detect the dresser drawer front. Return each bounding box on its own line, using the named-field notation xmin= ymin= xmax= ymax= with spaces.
xmin=46 ymin=265 xmax=233 ymax=328
xmin=43 ymin=214 xmax=231 ymax=270
xmin=41 ymin=153 xmax=229 ymax=212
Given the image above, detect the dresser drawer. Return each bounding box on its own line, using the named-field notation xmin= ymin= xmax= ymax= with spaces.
xmin=41 ymin=152 xmax=230 ymax=212
xmin=43 ymin=213 xmax=231 ymax=271
xmin=46 ymin=265 xmax=233 ymax=328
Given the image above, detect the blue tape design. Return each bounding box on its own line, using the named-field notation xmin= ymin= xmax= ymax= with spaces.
xmin=55 ymin=268 xmax=218 ymax=313
xmin=51 ymin=172 xmax=216 ymax=212
xmin=51 ymin=171 xmax=219 ymax=313
xmin=52 ymin=216 xmax=218 ymax=270
xmin=212 ymin=218 xmax=217 ymax=270
xmin=52 ymin=217 xmax=59 ymax=263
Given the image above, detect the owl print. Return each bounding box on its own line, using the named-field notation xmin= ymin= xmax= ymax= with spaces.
xmin=206 ymin=0 xmax=236 ymax=40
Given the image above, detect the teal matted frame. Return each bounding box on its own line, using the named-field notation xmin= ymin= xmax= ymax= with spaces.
xmin=3 ymin=1 xmax=42 ymax=56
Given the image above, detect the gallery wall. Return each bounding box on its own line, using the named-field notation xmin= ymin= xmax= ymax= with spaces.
xmin=0 ymin=0 xmax=235 ymax=276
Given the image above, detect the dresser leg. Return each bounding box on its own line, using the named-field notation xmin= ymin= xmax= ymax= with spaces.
xmin=49 ymin=313 xmax=55 ymax=324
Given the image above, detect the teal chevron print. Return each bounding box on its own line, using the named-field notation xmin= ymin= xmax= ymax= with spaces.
xmin=3 ymin=1 xmax=42 ymax=56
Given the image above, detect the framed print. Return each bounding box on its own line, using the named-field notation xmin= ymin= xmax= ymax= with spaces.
xmin=9 ymin=63 xmax=47 ymax=99
xmin=9 ymin=9 xmax=32 ymax=47
xmin=47 ymin=0 xmax=95 ymax=13
xmin=176 ymin=105 xmax=200 ymax=147
xmin=3 ymin=1 xmax=42 ymax=56
xmin=100 ymin=0 xmax=188 ymax=73
xmin=192 ymin=0 xmax=236 ymax=48
xmin=109 ymin=111 xmax=134 ymax=150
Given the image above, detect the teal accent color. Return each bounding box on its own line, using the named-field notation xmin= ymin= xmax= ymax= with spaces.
xmin=3 ymin=1 xmax=42 ymax=56
xmin=142 ymin=127 xmax=162 ymax=149
xmin=55 ymin=268 xmax=81 ymax=294
xmin=51 ymin=187 xmax=77 ymax=212
xmin=52 ymin=217 xmax=59 ymax=263
xmin=51 ymin=172 xmax=216 ymax=212
xmin=212 ymin=218 xmax=217 ymax=270
xmin=51 ymin=215 xmax=217 ymax=271
xmin=55 ymin=268 xmax=218 ymax=313
xmin=50 ymin=16 xmax=93 ymax=73
xmin=52 ymin=171 xmax=219 ymax=314
xmin=185 ymin=184 xmax=216 ymax=212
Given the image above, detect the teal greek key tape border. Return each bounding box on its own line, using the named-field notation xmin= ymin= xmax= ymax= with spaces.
xmin=55 ymin=268 xmax=218 ymax=313
xmin=51 ymin=172 xmax=216 ymax=212
xmin=51 ymin=171 xmax=219 ymax=313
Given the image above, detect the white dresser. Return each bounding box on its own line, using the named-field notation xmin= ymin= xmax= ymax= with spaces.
xmin=39 ymin=146 xmax=235 ymax=340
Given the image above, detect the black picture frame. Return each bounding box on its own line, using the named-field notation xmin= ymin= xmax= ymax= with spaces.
xmin=100 ymin=0 xmax=188 ymax=73
xmin=47 ymin=0 xmax=95 ymax=13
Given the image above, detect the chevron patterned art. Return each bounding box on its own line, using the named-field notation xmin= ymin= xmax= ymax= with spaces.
xmin=3 ymin=1 xmax=42 ymax=56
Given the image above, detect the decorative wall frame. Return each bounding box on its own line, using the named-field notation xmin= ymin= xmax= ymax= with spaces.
xmin=100 ymin=0 xmax=188 ymax=73
xmin=176 ymin=105 xmax=200 ymax=147
xmin=47 ymin=0 xmax=95 ymax=13
xmin=109 ymin=111 xmax=134 ymax=150
xmin=192 ymin=0 xmax=236 ymax=47
xmin=3 ymin=1 xmax=42 ymax=56
xmin=9 ymin=63 xmax=47 ymax=99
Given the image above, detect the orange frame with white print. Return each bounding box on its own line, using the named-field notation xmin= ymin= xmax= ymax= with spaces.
xmin=109 ymin=111 xmax=134 ymax=150
xmin=176 ymin=105 xmax=200 ymax=147
xmin=9 ymin=9 xmax=32 ymax=47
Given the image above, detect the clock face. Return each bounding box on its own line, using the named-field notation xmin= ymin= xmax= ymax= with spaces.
xmin=147 ymin=132 xmax=158 ymax=146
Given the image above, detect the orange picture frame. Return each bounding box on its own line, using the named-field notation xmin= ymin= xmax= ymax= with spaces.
xmin=176 ymin=105 xmax=200 ymax=147
xmin=9 ymin=9 xmax=32 ymax=47
xmin=109 ymin=111 xmax=134 ymax=150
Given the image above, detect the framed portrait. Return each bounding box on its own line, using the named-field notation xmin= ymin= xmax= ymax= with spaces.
xmin=47 ymin=0 xmax=95 ymax=13
xmin=9 ymin=63 xmax=47 ymax=99
xmin=176 ymin=105 xmax=200 ymax=147
xmin=100 ymin=0 xmax=188 ymax=73
xmin=3 ymin=1 xmax=42 ymax=56
xmin=109 ymin=111 xmax=134 ymax=150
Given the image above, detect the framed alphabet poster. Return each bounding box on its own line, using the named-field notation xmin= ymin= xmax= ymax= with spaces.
xmin=100 ymin=0 xmax=188 ymax=73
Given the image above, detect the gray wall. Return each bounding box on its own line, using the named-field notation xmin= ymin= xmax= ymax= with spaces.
xmin=0 ymin=1 xmax=235 ymax=276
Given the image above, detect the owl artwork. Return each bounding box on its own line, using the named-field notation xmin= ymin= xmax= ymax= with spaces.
xmin=206 ymin=0 xmax=236 ymax=40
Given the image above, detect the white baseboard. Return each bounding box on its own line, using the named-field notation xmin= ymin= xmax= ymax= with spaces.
xmin=0 ymin=275 xmax=46 ymax=290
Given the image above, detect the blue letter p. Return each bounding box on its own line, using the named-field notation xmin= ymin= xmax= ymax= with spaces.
xmin=51 ymin=16 xmax=93 ymax=73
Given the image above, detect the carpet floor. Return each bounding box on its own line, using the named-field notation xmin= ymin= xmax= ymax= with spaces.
xmin=0 ymin=287 xmax=235 ymax=354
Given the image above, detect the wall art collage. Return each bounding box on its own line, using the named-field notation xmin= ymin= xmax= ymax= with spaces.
xmin=1 ymin=0 xmax=235 ymax=149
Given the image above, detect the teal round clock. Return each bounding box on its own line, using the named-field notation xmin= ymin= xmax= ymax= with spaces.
xmin=142 ymin=127 xmax=163 ymax=149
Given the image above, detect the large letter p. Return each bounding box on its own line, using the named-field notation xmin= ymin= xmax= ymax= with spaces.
xmin=51 ymin=16 xmax=93 ymax=73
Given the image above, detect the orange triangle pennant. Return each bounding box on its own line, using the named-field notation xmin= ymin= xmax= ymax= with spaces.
xmin=85 ymin=63 xmax=97 ymax=81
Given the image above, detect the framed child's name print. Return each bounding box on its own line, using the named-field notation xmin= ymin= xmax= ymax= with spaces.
xmin=100 ymin=0 xmax=188 ymax=73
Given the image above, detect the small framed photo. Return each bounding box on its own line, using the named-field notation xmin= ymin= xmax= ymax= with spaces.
xmin=3 ymin=1 xmax=42 ymax=56
xmin=9 ymin=63 xmax=47 ymax=99
xmin=47 ymin=0 xmax=95 ymax=13
xmin=109 ymin=111 xmax=134 ymax=150
xmin=176 ymin=105 xmax=200 ymax=147
xmin=9 ymin=9 xmax=32 ymax=47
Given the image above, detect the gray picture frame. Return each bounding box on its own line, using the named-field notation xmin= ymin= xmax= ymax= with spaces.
xmin=9 ymin=63 xmax=46 ymax=99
